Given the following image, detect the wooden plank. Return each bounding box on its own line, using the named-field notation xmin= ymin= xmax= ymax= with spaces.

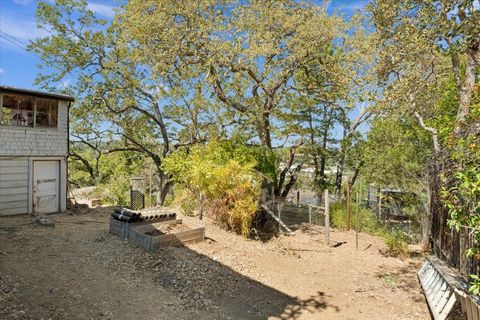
xmin=154 ymin=231 xmax=204 ymax=246
xmin=427 ymin=256 xmax=470 ymax=293
xmin=0 ymin=200 xmax=28 ymax=210
xmin=418 ymin=261 xmax=451 ymax=320
xmin=0 ymin=206 xmax=27 ymax=215
xmin=432 ymin=281 xmax=448 ymax=308
xmin=0 ymin=194 xmax=27 ymax=202
xmin=424 ymin=270 xmax=438 ymax=293
xmin=128 ymin=227 xmax=153 ymax=252
xmin=134 ymin=219 xmax=183 ymax=233
xmin=440 ymin=292 xmax=458 ymax=318
xmin=152 ymin=228 xmax=204 ymax=245
xmin=307 ymin=204 xmax=325 ymax=210
xmin=428 ymin=275 xmax=443 ymax=296
xmin=424 ymin=265 xmax=436 ymax=285
xmin=0 ymin=173 xmax=28 ymax=181
xmin=0 ymin=187 xmax=28 ymax=196
xmin=433 ymin=284 xmax=451 ymax=312
xmin=0 ymin=166 xmax=26 ymax=174
xmin=128 ymin=220 xmax=204 ymax=251
xmin=471 ymin=300 xmax=480 ymax=320
xmin=466 ymin=296 xmax=474 ymax=320
xmin=0 ymin=159 xmax=28 ymax=167
xmin=0 ymin=180 xmax=28 ymax=188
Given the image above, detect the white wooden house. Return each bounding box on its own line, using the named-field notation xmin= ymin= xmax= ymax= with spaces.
xmin=0 ymin=86 xmax=74 ymax=215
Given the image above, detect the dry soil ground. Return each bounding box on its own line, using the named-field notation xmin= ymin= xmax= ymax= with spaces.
xmin=0 ymin=206 xmax=430 ymax=320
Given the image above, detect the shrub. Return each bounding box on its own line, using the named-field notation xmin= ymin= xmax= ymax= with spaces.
xmin=330 ymin=201 xmax=386 ymax=237
xmin=173 ymin=189 xmax=198 ymax=216
xmin=90 ymin=174 xmax=130 ymax=206
xmin=384 ymin=230 xmax=409 ymax=257
xmin=163 ymin=141 xmax=262 ymax=237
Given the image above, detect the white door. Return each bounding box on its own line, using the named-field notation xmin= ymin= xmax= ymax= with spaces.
xmin=33 ymin=161 xmax=60 ymax=214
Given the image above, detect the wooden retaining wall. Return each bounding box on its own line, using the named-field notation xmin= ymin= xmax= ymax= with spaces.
xmin=128 ymin=219 xmax=205 ymax=252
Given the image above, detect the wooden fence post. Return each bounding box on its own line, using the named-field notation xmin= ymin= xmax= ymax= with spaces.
xmin=309 ymin=205 xmax=312 ymax=224
xmin=356 ymin=191 xmax=360 ymax=251
xmin=376 ymin=191 xmax=382 ymax=222
xmin=346 ymin=180 xmax=351 ymax=231
xmin=459 ymin=227 xmax=467 ymax=276
xmin=324 ymin=189 xmax=330 ymax=245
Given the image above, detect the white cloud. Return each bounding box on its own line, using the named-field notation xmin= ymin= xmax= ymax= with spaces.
xmin=0 ymin=68 xmax=4 ymax=75
xmin=0 ymin=15 xmax=49 ymax=43
xmin=87 ymin=2 xmax=115 ymax=19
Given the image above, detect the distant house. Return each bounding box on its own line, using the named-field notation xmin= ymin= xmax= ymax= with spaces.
xmin=0 ymin=86 xmax=74 ymax=215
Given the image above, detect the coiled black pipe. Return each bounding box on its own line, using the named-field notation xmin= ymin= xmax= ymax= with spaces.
xmin=114 ymin=208 xmax=140 ymax=218
xmin=111 ymin=212 xmax=131 ymax=222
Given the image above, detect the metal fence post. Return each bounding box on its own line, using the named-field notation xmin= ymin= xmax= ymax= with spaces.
xmin=309 ymin=205 xmax=312 ymax=224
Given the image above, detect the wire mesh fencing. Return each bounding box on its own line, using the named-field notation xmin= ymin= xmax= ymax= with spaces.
xmin=264 ymin=201 xmax=325 ymax=228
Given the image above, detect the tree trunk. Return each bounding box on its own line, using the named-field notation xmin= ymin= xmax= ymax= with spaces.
xmin=159 ymin=181 xmax=172 ymax=206
xmin=261 ymin=110 xmax=272 ymax=149
xmin=419 ymin=196 xmax=430 ymax=250
xmin=454 ymin=50 xmax=477 ymax=136
xmin=281 ymin=164 xmax=303 ymax=198
xmin=334 ymin=157 xmax=344 ymax=201
xmin=154 ymin=165 xmax=171 ymax=206
xmin=318 ymin=113 xmax=329 ymax=189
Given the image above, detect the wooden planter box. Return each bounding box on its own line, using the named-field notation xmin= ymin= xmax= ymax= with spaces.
xmin=109 ymin=216 xmax=175 ymax=239
xmin=128 ymin=219 xmax=205 ymax=252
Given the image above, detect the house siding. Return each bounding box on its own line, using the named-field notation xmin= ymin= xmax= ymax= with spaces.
xmin=0 ymin=157 xmax=29 ymax=215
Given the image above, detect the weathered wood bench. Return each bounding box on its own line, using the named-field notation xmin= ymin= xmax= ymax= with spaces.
xmin=418 ymin=255 xmax=480 ymax=319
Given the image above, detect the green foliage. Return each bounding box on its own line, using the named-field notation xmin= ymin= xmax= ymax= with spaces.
xmin=469 ymin=275 xmax=480 ymax=296
xmin=441 ymin=125 xmax=480 ymax=291
xmin=329 ymin=201 xmax=387 ymax=237
xmin=362 ymin=117 xmax=430 ymax=192
xmin=173 ymin=189 xmax=198 ymax=217
xmin=92 ymin=174 xmax=131 ymax=207
xmin=163 ymin=141 xmax=263 ymax=237
xmin=69 ymin=148 xmax=147 ymax=206
xmin=384 ymin=230 xmax=409 ymax=257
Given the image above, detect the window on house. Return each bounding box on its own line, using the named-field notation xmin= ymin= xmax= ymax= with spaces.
xmin=0 ymin=94 xmax=34 ymax=126
xmin=36 ymin=98 xmax=58 ymax=128
xmin=0 ymin=95 xmax=16 ymax=125
xmin=0 ymin=94 xmax=58 ymax=128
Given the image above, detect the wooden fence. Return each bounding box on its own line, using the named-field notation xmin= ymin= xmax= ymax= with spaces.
xmin=429 ymin=154 xmax=480 ymax=277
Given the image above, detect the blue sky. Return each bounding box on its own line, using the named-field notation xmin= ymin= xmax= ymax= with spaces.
xmin=0 ymin=0 xmax=368 ymax=90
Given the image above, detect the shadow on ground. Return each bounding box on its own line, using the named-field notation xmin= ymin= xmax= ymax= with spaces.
xmin=132 ymin=235 xmax=338 ymax=319
xmin=0 ymin=209 xmax=339 ymax=320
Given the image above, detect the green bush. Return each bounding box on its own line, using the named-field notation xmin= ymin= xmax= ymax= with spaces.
xmin=90 ymin=174 xmax=130 ymax=206
xmin=163 ymin=141 xmax=262 ymax=237
xmin=384 ymin=230 xmax=409 ymax=257
xmin=173 ymin=189 xmax=198 ymax=216
xmin=330 ymin=201 xmax=386 ymax=237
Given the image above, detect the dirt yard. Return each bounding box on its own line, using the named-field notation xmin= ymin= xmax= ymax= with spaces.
xmin=0 ymin=206 xmax=430 ymax=320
